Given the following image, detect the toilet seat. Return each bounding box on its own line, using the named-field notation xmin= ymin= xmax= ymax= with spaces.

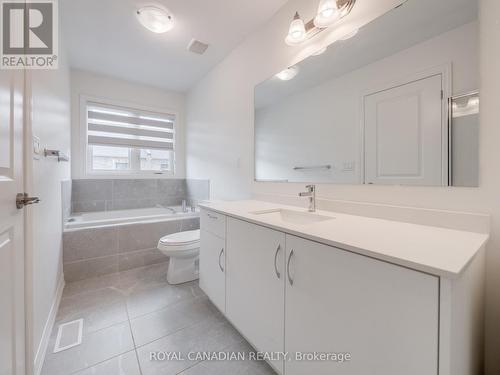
xmin=157 ymin=229 xmax=201 ymax=284
xmin=158 ymin=229 xmax=200 ymax=252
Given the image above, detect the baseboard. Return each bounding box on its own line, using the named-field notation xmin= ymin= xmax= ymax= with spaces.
xmin=34 ymin=274 xmax=65 ymax=375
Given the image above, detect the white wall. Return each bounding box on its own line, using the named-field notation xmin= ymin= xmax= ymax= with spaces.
xmin=29 ymin=42 xmax=71 ymax=369
xmin=186 ymin=0 xmax=500 ymax=373
xmin=70 ymin=70 xmax=186 ymax=179
xmin=255 ymin=22 xmax=477 ymax=184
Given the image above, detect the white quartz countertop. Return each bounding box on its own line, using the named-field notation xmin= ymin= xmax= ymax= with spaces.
xmin=199 ymin=200 xmax=489 ymax=279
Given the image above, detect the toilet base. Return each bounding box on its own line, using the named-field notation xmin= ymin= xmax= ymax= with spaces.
xmin=167 ymin=255 xmax=199 ymax=285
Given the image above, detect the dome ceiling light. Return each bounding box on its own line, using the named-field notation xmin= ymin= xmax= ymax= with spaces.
xmin=136 ymin=6 xmax=174 ymax=34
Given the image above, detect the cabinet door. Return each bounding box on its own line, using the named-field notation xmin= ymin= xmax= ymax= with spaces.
xmin=226 ymin=218 xmax=286 ymax=374
xmin=285 ymin=235 xmax=439 ymax=375
xmin=199 ymin=230 xmax=226 ymax=313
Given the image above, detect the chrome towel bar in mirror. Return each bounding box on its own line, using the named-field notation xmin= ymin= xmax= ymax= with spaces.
xmin=293 ymin=165 xmax=332 ymax=171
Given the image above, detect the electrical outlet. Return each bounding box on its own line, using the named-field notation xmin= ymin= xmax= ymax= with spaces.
xmin=342 ymin=161 xmax=355 ymax=172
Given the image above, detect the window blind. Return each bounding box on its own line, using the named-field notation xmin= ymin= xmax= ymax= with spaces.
xmin=87 ymin=102 xmax=175 ymax=150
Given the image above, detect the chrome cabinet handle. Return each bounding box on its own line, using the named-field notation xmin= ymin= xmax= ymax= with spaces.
xmin=218 ymin=248 xmax=224 ymax=272
xmin=207 ymin=213 xmax=218 ymax=220
xmin=287 ymin=249 xmax=294 ymax=286
xmin=274 ymin=244 xmax=281 ymax=279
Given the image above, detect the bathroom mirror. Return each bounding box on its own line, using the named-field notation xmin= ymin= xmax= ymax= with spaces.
xmin=254 ymin=0 xmax=479 ymax=186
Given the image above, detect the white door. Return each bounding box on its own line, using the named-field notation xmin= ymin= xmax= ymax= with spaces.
xmin=0 ymin=70 xmax=26 ymax=375
xmin=199 ymin=229 xmax=226 ymax=312
xmin=364 ymin=74 xmax=445 ymax=185
xmin=284 ymin=235 xmax=439 ymax=375
xmin=226 ymin=218 xmax=285 ymax=374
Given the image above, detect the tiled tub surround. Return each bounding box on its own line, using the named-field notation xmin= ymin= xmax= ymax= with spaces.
xmin=63 ymin=216 xmax=200 ymax=282
xmin=71 ymin=178 xmax=210 ymax=213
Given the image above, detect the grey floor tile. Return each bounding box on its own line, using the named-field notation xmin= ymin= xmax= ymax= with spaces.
xmin=130 ymin=296 xmax=220 ymax=347
xmin=56 ymin=287 xmax=128 ymax=334
xmin=179 ymin=340 xmax=277 ymax=375
xmin=72 ymin=351 xmax=141 ymax=375
xmin=41 ymin=322 xmax=135 ymax=375
xmin=125 ymin=280 xmax=204 ymax=319
xmin=63 ymin=272 xmax=122 ymax=299
xmin=136 ymin=314 xmax=244 ymax=375
xmin=117 ymin=263 xmax=169 ymax=294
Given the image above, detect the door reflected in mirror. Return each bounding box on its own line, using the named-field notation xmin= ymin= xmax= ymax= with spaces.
xmin=254 ymin=0 xmax=479 ymax=187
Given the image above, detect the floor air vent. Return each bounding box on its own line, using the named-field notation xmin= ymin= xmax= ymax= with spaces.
xmin=53 ymin=319 xmax=83 ymax=353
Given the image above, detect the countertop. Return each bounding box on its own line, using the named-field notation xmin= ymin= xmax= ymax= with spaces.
xmin=199 ymin=200 xmax=489 ymax=279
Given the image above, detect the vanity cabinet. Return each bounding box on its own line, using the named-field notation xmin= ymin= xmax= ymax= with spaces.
xmin=199 ymin=206 xmax=485 ymax=375
xmin=284 ymin=235 xmax=439 ymax=375
xmin=199 ymin=209 xmax=226 ymax=313
xmin=226 ymin=218 xmax=286 ymax=373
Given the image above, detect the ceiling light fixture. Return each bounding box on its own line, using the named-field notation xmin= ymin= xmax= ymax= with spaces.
xmin=136 ymin=6 xmax=174 ymax=34
xmin=314 ymin=0 xmax=340 ymax=28
xmin=285 ymin=12 xmax=306 ymax=46
xmin=275 ymin=66 xmax=300 ymax=81
xmin=285 ymin=0 xmax=356 ymax=46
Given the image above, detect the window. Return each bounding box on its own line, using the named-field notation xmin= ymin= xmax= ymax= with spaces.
xmin=85 ymin=101 xmax=175 ymax=175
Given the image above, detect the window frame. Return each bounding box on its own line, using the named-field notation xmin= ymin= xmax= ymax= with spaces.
xmin=79 ymin=95 xmax=178 ymax=178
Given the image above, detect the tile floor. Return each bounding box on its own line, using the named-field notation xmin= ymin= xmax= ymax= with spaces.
xmin=42 ymin=262 xmax=276 ymax=375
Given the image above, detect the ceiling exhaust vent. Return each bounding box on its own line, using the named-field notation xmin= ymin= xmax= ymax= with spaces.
xmin=187 ymin=39 xmax=209 ymax=55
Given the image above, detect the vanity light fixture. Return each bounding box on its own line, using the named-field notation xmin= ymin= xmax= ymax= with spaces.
xmin=285 ymin=12 xmax=307 ymax=45
xmin=136 ymin=6 xmax=174 ymax=34
xmin=275 ymin=66 xmax=299 ymax=81
xmin=285 ymin=0 xmax=356 ymax=46
xmin=314 ymin=0 xmax=340 ymax=28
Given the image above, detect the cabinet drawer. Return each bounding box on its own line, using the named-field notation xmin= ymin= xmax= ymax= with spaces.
xmin=200 ymin=209 xmax=226 ymax=239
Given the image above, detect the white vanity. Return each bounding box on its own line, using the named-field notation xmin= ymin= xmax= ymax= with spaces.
xmin=199 ymin=200 xmax=488 ymax=375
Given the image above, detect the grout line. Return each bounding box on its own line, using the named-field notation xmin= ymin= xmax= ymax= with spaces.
xmin=67 ymin=350 xmax=137 ymax=375
xmin=133 ymin=314 xmax=209 ymax=350
xmin=176 ymin=337 xmax=247 ymax=374
xmin=123 ymin=295 xmax=144 ymax=375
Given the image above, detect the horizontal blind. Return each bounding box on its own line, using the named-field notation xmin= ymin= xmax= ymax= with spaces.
xmin=87 ymin=102 xmax=175 ymax=150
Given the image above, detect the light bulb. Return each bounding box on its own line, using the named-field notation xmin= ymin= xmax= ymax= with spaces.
xmin=314 ymin=0 xmax=340 ymax=29
xmin=285 ymin=12 xmax=306 ymax=46
xmin=136 ymin=6 xmax=174 ymax=34
xmin=275 ymin=66 xmax=299 ymax=81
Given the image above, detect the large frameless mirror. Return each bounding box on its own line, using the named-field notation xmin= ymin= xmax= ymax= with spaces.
xmin=254 ymin=0 xmax=479 ymax=187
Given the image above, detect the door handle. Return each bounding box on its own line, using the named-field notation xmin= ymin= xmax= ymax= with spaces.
xmin=218 ymin=248 xmax=224 ymax=272
xmin=287 ymin=249 xmax=294 ymax=286
xmin=274 ymin=244 xmax=281 ymax=279
xmin=16 ymin=193 xmax=40 ymax=209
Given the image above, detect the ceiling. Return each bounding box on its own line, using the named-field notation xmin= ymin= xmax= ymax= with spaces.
xmin=255 ymin=0 xmax=478 ymax=109
xmin=61 ymin=0 xmax=288 ymax=92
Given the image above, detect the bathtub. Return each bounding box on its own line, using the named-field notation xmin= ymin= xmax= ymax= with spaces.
xmin=65 ymin=206 xmax=199 ymax=230
xmin=63 ymin=206 xmax=201 ymax=282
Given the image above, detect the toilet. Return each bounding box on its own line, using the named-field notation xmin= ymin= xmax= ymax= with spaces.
xmin=157 ymin=229 xmax=201 ymax=285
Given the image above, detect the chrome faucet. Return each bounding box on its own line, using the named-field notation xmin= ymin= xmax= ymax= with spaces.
xmin=299 ymin=185 xmax=316 ymax=212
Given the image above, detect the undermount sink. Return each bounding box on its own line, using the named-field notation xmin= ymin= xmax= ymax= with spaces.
xmin=250 ymin=208 xmax=334 ymax=225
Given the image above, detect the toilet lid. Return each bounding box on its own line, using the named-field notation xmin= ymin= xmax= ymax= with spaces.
xmin=160 ymin=229 xmax=200 ymax=246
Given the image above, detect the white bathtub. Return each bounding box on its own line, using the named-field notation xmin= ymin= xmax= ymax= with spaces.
xmin=65 ymin=206 xmax=199 ymax=230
